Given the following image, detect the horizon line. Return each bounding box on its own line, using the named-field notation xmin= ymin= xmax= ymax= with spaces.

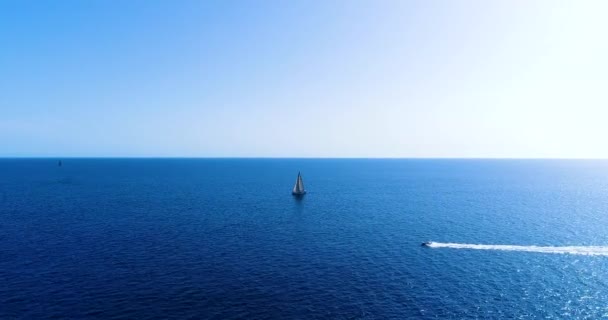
xmin=2 ymin=156 xmax=608 ymax=160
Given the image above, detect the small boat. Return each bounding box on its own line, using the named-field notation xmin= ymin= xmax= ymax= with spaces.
xmin=421 ymin=241 xmax=433 ymax=247
xmin=58 ymin=160 xmax=62 ymax=167
xmin=292 ymin=172 xmax=306 ymax=195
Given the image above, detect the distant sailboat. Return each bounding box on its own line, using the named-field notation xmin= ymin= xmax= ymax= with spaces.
xmin=292 ymin=172 xmax=306 ymax=195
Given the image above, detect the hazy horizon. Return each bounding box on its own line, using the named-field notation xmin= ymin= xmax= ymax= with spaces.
xmin=4 ymin=156 xmax=608 ymax=160
xmin=2 ymin=1 xmax=607 ymax=158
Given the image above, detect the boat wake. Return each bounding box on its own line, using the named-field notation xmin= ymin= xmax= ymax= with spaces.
xmin=426 ymin=242 xmax=608 ymax=256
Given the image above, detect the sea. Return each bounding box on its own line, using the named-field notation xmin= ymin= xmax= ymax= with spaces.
xmin=2 ymin=158 xmax=608 ymax=319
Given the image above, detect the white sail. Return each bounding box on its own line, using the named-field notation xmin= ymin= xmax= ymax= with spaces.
xmin=297 ymin=174 xmax=305 ymax=191
xmin=292 ymin=172 xmax=306 ymax=195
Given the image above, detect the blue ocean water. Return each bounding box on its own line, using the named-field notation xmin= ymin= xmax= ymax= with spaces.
xmin=2 ymin=159 xmax=608 ymax=319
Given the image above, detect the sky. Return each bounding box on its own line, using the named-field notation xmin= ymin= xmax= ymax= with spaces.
xmin=1 ymin=0 xmax=607 ymax=158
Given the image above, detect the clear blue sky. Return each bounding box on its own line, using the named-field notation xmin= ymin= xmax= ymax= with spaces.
xmin=1 ymin=0 xmax=607 ymax=157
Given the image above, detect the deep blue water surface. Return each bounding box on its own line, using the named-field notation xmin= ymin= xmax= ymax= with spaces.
xmin=2 ymin=159 xmax=608 ymax=319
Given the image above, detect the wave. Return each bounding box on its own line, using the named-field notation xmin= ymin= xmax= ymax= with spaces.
xmin=427 ymin=242 xmax=608 ymax=256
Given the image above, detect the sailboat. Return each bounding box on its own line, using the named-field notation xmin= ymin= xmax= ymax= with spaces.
xmin=292 ymin=172 xmax=306 ymax=195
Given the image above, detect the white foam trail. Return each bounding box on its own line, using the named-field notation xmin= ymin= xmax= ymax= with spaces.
xmin=427 ymin=242 xmax=608 ymax=256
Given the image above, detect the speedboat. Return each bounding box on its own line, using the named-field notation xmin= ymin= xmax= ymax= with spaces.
xmin=421 ymin=241 xmax=433 ymax=247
